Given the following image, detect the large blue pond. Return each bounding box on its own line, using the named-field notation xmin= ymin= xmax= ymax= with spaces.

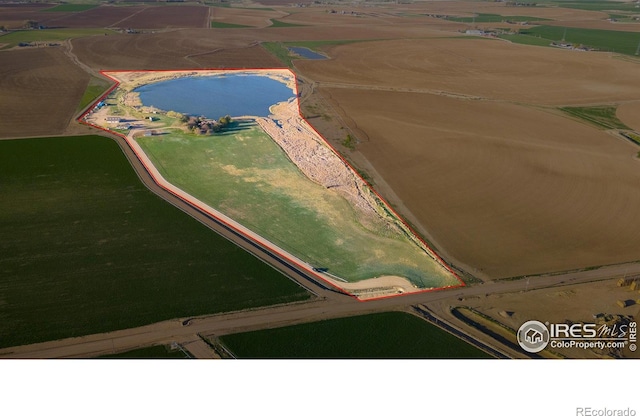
xmin=135 ymin=74 xmax=295 ymax=119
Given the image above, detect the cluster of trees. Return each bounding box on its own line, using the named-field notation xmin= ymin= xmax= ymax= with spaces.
xmin=171 ymin=112 xmax=234 ymax=135
xmin=25 ymin=20 xmax=40 ymax=29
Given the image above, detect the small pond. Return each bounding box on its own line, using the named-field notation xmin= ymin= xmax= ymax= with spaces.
xmin=288 ymin=46 xmax=327 ymax=60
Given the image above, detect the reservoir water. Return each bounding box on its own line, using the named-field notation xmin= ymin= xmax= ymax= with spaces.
xmin=135 ymin=74 xmax=295 ymax=119
xmin=288 ymin=47 xmax=327 ymax=60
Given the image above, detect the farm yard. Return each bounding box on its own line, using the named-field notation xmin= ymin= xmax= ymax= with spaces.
xmin=1 ymin=0 xmax=640 ymax=361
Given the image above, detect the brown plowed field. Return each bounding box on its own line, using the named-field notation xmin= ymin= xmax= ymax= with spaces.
xmin=114 ymin=5 xmax=209 ymax=29
xmin=0 ymin=4 xmax=57 ymax=29
xmin=0 ymin=48 xmax=89 ymax=138
xmin=69 ymin=26 xmax=456 ymax=71
xmin=296 ymin=38 xmax=640 ymax=106
xmin=40 ymin=5 xmax=148 ymax=29
xmin=71 ymin=30 xmax=262 ymax=69
xmin=0 ymin=4 xmax=211 ymax=30
xmin=617 ymin=101 xmax=640 ymax=131
xmin=255 ymin=0 xmax=315 ymax=5
xmin=210 ymin=7 xmax=286 ymax=27
xmin=318 ymin=87 xmax=640 ymax=278
xmin=188 ymin=44 xmax=285 ymax=68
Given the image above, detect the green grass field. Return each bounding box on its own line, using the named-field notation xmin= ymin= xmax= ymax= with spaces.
xmin=447 ymin=13 xmax=549 ymax=23
xmin=0 ymin=135 xmax=309 ymax=349
xmin=100 ymin=344 xmax=190 ymax=359
xmin=219 ymin=312 xmax=491 ymax=358
xmin=211 ymin=21 xmax=253 ymax=28
xmin=136 ymin=122 xmax=457 ymax=288
xmin=519 ymin=25 xmax=640 ymax=55
xmin=77 ymin=76 xmax=112 ymax=111
xmin=0 ymin=28 xmax=114 ymax=49
xmin=543 ymin=0 xmax=640 ymax=12
xmin=269 ymin=19 xmax=306 ymax=28
xmin=44 ymin=4 xmax=98 ymax=12
xmin=559 ymin=105 xmax=630 ymax=129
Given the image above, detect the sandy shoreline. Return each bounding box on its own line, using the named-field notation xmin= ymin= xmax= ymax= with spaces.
xmin=107 ymin=69 xmax=297 ymax=93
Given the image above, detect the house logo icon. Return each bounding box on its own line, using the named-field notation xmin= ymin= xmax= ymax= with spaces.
xmin=517 ymin=320 xmax=549 ymax=353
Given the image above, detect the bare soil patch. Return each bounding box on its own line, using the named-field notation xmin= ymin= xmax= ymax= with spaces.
xmin=296 ymin=38 xmax=640 ymax=106
xmin=71 ymin=30 xmax=267 ymax=69
xmin=0 ymin=4 xmax=56 ymax=29
xmin=41 ymin=5 xmax=147 ymax=29
xmin=115 ymin=5 xmax=210 ymax=29
xmin=318 ymin=87 xmax=640 ymax=278
xmin=189 ymin=44 xmax=285 ymax=68
xmin=270 ymin=8 xmax=469 ymax=33
xmin=0 ymin=48 xmax=89 ymax=138
xmin=617 ymin=101 xmax=640 ymax=131
xmin=210 ymin=6 xmax=286 ymax=28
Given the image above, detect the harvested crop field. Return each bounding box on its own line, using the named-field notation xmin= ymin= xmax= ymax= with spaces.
xmin=0 ymin=3 xmax=58 ymax=29
xmin=617 ymin=101 xmax=640 ymax=131
xmin=316 ymin=88 xmax=640 ymax=278
xmin=0 ymin=48 xmax=89 ymax=138
xmin=210 ymin=6 xmax=286 ymax=28
xmin=0 ymin=4 xmax=203 ymax=30
xmin=38 ymin=5 xmax=148 ymax=29
xmin=114 ymin=5 xmax=210 ymax=29
xmin=295 ymin=38 xmax=640 ymax=106
xmin=71 ymin=30 xmax=279 ymax=69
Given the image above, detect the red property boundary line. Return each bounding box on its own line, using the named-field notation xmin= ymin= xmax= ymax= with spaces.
xmin=77 ymin=68 xmax=465 ymax=302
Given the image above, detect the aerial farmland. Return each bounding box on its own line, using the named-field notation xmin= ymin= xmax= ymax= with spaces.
xmin=1 ymin=0 xmax=639 ymax=368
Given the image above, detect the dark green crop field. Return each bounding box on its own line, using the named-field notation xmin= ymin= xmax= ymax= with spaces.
xmin=219 ymin=312 xmax=491 ymax=358
xmin=100 ymin=344 xmax=189 ymax=359
xmin=520 ymin=25 xmax=640 ymax=55
xmin=544 ymin=0 xmax=640 ymax=12
xmin=0 ymin=135 xmax=309 ymax=349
